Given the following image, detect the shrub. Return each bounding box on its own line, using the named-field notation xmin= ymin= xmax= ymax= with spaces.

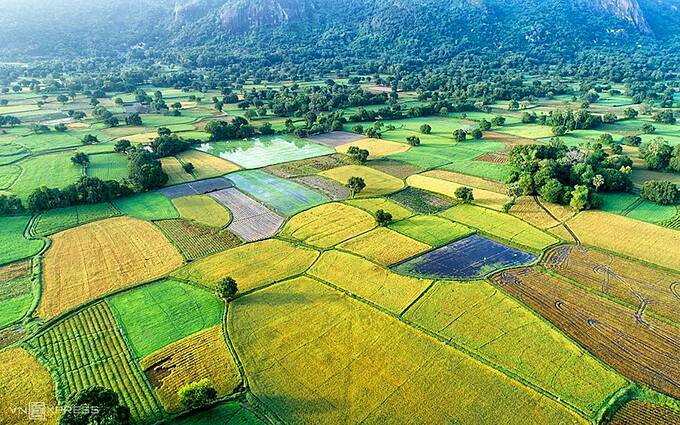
xmin=454 ymin=187 xmax=474 ymax=203
xmin=640 ymin=180 xmax=679 ymax=205
xmin=215 ymin=277 xmax=238 ymax=300
xmin=375 ymin=209 xmax=393 ymax=226
xmin=178 ymin=379 xmax=217 ymax=411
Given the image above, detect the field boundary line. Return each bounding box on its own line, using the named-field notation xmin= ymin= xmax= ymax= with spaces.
xmin=302 ymin=273 xmax=594 ymax=420
xmin=533 ymin=195 xmax=580 ymax=244
xmin=399 ymin=280 xmax=437 ymax=316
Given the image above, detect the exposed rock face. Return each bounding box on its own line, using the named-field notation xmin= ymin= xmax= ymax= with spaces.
xmin=582 ymin=0 xmax=653 ymax=34
xmin=217 ymin=0 xmax=314 ymax=33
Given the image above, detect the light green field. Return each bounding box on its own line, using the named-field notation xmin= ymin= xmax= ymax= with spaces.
xmin=108 ymin=279 xmax=224 ymax=359
xmin=0 ymin=262 xmax=33 ymax=328
xmin=14 ymin=131 xmax=88 ymax=152
xmin=172 ymin=195 xmax=231 ymax=228
xmin=0 ymin=216 xmax=44 ymax=265
xmin=0 ymin=164 xmax=21 ymax=189
xmin=10 ymin=153 xmax=83 ymax=200
xmin=439 ymin=204 xmax=559 ymax=251
xmin=389 ymin=215 xmax=473 ymax=247
xmin=86 ymin=153 xmax=128 ymax=181
xmin=113 ymin=191 xmax=178 ymax=221
xmin=169 ymin=402 xmax=265 ymax=425
xmin=32 ymin=203 xmax=121 ymax=235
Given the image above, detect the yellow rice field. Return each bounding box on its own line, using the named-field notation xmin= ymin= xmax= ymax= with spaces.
xmin=407 ymin=174 xmax=510 ymax=211
xmin=421 ymin=170 xmax=506 ymax=193
xmin=228 ymin=277 xmax=587 ymax=424
xmin=140 ymin=325 xmax=240 ymax=413
xmin=335 ymin=138 xmax=410 ymax=158
xmin=173 ymin=239 xmax=319 ymax=290
xmin=281 ymin=203 xmax=376 ymax=248
xmin=320 ymin=165 xmax=405 ymax=197
xmin=567 ymin=210 xmax=680 ymax=270
xmin=176 ymin=150 xmax=239 ymax=180
xmin=161 ymin=157 xmax=194 ymax=186
xmin=307 ymin=250 xmax=432 ymax=313
xmin=345 ymin=197 xmax=413 ymax=220
xmin=510 ymin=196 xmax=561 ymax=229
xmin=38 ymin=217 xmax=183 ymax=318
xmin=337 ymin=227 xmax=431 ymax=266
xmin=172 ymin=195 xmax=231 ymax=228
xmin=0 ymin=348 xmax=59 ymax=424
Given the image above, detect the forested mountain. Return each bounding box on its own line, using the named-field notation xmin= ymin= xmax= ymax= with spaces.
xmin=0 ymin=0 xmax=679 ymax=83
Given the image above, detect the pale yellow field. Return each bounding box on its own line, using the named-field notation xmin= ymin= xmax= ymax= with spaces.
xmin=281 ymin=203 xmax=376 ymax=248
xmin=421 ymin=170 xmax=506 ymax=193
xmin=345 ymin=197 xmax=413 ymax=221
xmin=173 ymin=239 xmax=319 ymax=290
xmin=38 ymin=217 xmax=183 ymax=318
xmin=407 ymin=174 xmax=510 ymax=211
xmin=121 ymin=132 xmax=158 ymax=144
xmin=307 ymin=250 xmax=432 ymax=313
xmin=176 ymin=150 xmax=239 ymax=180
xmin=228 ymin=277 xmax=586 ymax=424
xmin=405 ymin=280 xmax=627 ymax=416
xmin=510 ymin=196 xmax=561 ymax=229
xmin=172 ymin=195 xmax=231 ymax=228
xmin=140 ymin=325 xmax=240 ymax=413
xmin=335 ymin=138 xmax=410 ymax=158
xmin=337 ymin=227 xmax=431 ymax=266
xmin=0 ymin=348 xmax=59 ymax=424
xmin=320 ymin=165 xmax=404 ymax=197
xmin=567 ymin=210 xmax=680 ymax=270
xmin=161 ymin=157 xmax=194 ymax=186
xmin=440 ymin=204 xmax=559 ymax=251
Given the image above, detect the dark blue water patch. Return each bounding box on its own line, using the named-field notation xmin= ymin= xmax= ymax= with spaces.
xmin=392 ymin=234 xmax=537 ymax=279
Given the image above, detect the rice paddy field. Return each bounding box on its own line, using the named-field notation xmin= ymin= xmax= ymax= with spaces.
xmin=2 ymin=82 xmax=680 ymax=425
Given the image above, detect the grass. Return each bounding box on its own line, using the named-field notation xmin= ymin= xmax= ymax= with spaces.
xmin=228 ymin=276 xmax=587 ymax=424
xmin=169 ymin=402 xmax=265 ymax=425
xmin=567 ymin=210 xmax=680 ymax=270
xmin=108 ymin=279 xmax=223 ymax=359
xmin=197 ymin=135 xmax=334 ymax=169
xmin=172 ymin=195 xmax=230 ymax=227
xmin=626 ymin=200 xmax=678 ymax=224
xmin=86 ymin=153 xmax=128 ymax=181
xmin=308 ymin=250 xmax=432 ymax=313
xmin=320 ymin=164 xmax=405 ymax=197
xmin=14 ymin=131 xmax=84 ymax=152
xmin=0 ymin=260 xmax=33 ymax=327
xmin=140 ymin=325 xmax=240 ymax=413
xmin=161 ymin=157 xmax=194 ymax=186
xmin=405 ymin=279 xmax=627 ymax=417
xmin=0 ymin=215 xmax=44 ymax=266
xmin=0 ymin=164 xmax=21 ymax=189
xmin=156 ymin=220 xmax=241 ymax=261
xmin=335 ymin=138 xmax=410 ymax=158
xmin=389 ymin=215 xmax=472 ymax=247
xmin=440 ymin=204 xmax=559 ymax=251
xmin=27 ymin=303 xmax=164 ymax=423
xmin=345 ymin=197 xmax=413 ymax=220
xmin=227 ymin=170 xmax=329 ymax=216
xmin=0 ymin=348 xmax=59 ymax=424
xmin=337 ymin=227 xmax=431 ymax=266
xmin=407 ymin=174 xmax=510 ymax=210
xmin=280 ymin=203 xmax=376 ymax=248
xmin=176 ymin=149 xmax=239 ymax=180
xmin=38 ymin=217 xmax=183 ymax=318
xmin=600 ymin=193 xmax=639 ymax=214
xmin=173 ymin=239 xmax=319 ymax=291
xmin=113 ymin=191 xmax=179 ymax=221
xmin=32 ymin=202 xmax=120 ymax=235
xmin=10 ymin=152 xmax=82 ymax=200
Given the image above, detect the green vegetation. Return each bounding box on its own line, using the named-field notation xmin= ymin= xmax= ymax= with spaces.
xmin=32 ymin=202 xmax=120 ymax=235
xmin=113 ymin=192 xmax=178 ymax=221
xmin=86 ymin=153 xmax=128 ymax=181
xmin=0 ymin=216 xmax=44 ymax=265
xmin=107 ymin=279 xmax=223 ymax=358
xmin=389 ymin=215 xmax=472 ymax=247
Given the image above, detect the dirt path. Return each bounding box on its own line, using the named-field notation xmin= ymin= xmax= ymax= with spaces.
xmin=533 ymin=195 xmax=580 ymax=244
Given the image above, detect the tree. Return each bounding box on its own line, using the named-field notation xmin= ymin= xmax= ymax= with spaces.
xmin=54 ymin=123 xmax=67 ymax=132
xmin=539 ymin=178 xmax=563 ymax=203
xmin=419 ymin=123 xmax=432 ymax=134
xmin=406 ymin=135 xmax=421 ymax=146
xmin=454 ymin=186 xmax=474 ymax=203
xmin=215 ymin=277 xmax=238 ymax=300
xmin=491 ymin=116 xmax=506 ymax=127
xmin=479 ymin=119 xmax=491 ymax=131
xmin=56 ymin=94 xmax=69 ymax=105
xmin=125 ymin=113 xmax=142 ymax=126
xmin=352 ymin=124 xmax=364 ymax=134
xmin=639 ymin=139 xmax=673 ymax=170
xmin=346 ymin=176 xmax=366 ymax=197
xmin=470 ymin=128 xmax=483 ymax=139
xmin=114 ymin=139 xmax=132 ymax=153
xmin=183 ymin=162 xmax=194 ymax=174
xmin=58 ymin=386 xmax=131 ymax=425
xmin=623 ymin=107 xmax=638 ymax=119
xmin=453 ymin=129 xmax=466 ymax=142
xmin=653 ymin=110 xmax=676 ymax=125
xmin=640 ymin=123 xmax=656 ymax=134
xmin=375 ymin=209 xmax=393 ymax=226
xmin=81 ymin=134 xmax=99 ymax=145
xmin=71 ymin=152 xmax=89 ymax=166
xmin=158 ymin=127 xmax=172 ymax=136
xmin=640 ymin=180 xmax=678 ymax=205
xmin=178 ymin=379 xmax=217 ymax=411
xmin=592 ymin=174 xmax=604 ymax=192
xmin=104 ymin=116 xmax=119 ymax=127
xmin=552 ymin=125 xmax=567 ymax=136
xmin=347 ymin=146 xmax=369 ymax=163
xmin=569 ymin=185 xmax=589 ymax=212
